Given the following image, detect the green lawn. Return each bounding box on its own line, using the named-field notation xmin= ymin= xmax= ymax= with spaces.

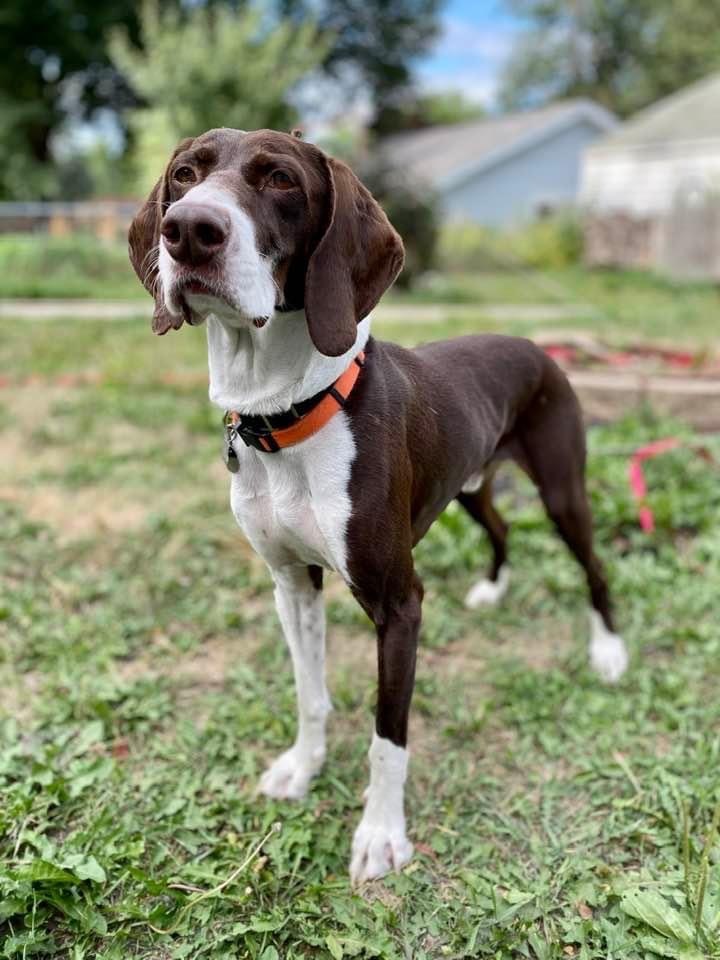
xmin=2 ymin=314 xmax=720 ymax=959
xmin=0 ymin=235 xmax=142 ymax=301
xmin=1 ymin=233 xmax=719 ymax=347
xmin=385 ymin=268 xmax=720 ymax=345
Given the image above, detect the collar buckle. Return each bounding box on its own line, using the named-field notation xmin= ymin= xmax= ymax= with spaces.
xmin=222 ymin=348 xmax=365 ymax=456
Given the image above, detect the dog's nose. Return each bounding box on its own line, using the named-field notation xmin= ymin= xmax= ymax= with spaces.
xmin=161 ymin=204 xmax=230 ymax=266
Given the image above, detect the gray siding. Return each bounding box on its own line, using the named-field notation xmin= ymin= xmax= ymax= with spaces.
xmin=442 ymin=120 xmax=602 ymax=226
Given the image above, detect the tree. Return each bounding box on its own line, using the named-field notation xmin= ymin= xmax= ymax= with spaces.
xmin=110 ymin=1 xmax=327 ymax=191
xmin=318 ymin=0 xmax=444 ymax=133
xmin=0 ymin=0 xmax=143 ymax=198
xmin=0 ymin=0 xmax=444 ymax=199
xmin=376 ymin=89 xmax=485 ymax=133
xmin=499 ymin=0 xmax=720 ymax=118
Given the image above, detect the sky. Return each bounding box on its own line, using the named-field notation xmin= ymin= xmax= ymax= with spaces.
xmin=417 ymin=0 xmax=525 ymax=107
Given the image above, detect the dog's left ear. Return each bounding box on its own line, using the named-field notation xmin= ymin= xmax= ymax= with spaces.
xmin=305 ymin=156 xmax=404 ymax=357
xmin=128 ymin=138 xmax=194 ymax=335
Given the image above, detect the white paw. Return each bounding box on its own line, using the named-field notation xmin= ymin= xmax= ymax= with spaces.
xmin=589 ymin=611 xmax=628 ymax=684
xmin=257 ymin=745 xmax=324 ymax=800
xmin=465 ymin=565 xmax=510 ymax=609
xmin=350 ymin=819 xmax=413 ymax=886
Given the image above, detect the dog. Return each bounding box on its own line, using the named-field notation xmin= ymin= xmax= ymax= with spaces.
xmin=128 ymin=127 xmax=628 ymax=885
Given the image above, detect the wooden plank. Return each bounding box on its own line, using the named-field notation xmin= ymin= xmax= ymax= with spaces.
xmin=569 ymin=370 xmax=720 ymax=430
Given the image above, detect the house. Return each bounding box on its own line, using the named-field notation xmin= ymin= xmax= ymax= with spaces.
xmin=580 ymin=73 xmax=720 ymax=277
xmin=380 ymin=100 xmax=617 ymax=227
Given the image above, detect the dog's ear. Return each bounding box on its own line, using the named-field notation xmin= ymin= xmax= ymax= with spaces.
xmin=128 ymin=138 xmax=194 ymax=335
xmin=305 ymin=156 xmax=404 ymax=357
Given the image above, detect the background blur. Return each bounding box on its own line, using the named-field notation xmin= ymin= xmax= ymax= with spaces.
xmin=2 ymin=0 xmax=720 ymax=407
xmin=2 ymin=4 xmax=720 ymax=959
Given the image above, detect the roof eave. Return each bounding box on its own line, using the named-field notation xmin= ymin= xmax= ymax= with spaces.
xmin=438 ymin=102 xmax=617 ymax=192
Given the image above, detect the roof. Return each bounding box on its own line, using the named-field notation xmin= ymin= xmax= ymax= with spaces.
xmin=380 ymin=100 xmax=616 ymax=190
xmin=592 ymin=72 xmax=720 ymax=150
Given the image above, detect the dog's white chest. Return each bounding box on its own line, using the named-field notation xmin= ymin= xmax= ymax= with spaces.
xmin=229 ymin=412 xmax=356 ymax=578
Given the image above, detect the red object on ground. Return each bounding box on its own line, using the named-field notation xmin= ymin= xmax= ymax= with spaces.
xmin=541 ymin=341 xmax=709 ymax=371
xmin=628 ymin=437 xmax=681 ymax=532
xmin=543 ymin=345 xmax=578 ymax=364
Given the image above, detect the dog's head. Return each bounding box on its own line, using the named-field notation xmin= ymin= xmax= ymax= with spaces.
xmin=128 ymin=128 xmax=404 ymax=356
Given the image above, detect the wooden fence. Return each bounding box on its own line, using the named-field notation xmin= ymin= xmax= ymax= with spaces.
xmin=0 ymin=201 xmax=140 ymax=242
xmin=584 ymin=189 xmax=720 ymax=281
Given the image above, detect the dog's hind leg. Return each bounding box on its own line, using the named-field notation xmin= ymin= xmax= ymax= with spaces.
xmin=258 ymin=564 xmax=332 ymax=799
xmin=542 ymin=486 xmax=627 ymax=683
xmin=516 ymin=384 xmax=628 ymax=683
xmin=458 ymin=465 xmax=511 ymax=608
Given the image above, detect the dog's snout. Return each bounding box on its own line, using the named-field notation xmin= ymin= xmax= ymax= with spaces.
xmin=161 ymin=204 xmax=230 ymax=266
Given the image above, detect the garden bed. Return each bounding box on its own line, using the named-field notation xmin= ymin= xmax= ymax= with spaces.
xmin=537 ymin=334 xmax=720 ymax=429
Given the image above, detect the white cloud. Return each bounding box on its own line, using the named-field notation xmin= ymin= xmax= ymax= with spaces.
xmin=438 ymin=16 xmax=518 ymax=63
xmin=417 ymin=14 xmax=521 ymax=106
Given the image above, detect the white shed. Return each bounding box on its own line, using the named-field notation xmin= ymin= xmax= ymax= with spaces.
xmin=580 ymin=72 xmax=720 ymax=216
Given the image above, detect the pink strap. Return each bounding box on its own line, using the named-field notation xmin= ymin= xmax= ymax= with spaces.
xmin=628 ymin=438 xmax=681 ymax=532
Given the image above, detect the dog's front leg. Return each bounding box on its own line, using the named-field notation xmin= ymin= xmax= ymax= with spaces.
xmin=350 ymin=571 xmax=422 ymax=885
xmin=258 ymin=564 xmax=331 ymax=800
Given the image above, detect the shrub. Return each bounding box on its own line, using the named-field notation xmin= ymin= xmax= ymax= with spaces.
xmin=439 ymin=213 xmax=583 ymax=273
xmin=0 ymin=234 xmax=138 ymax=299
xmin=357 ymin=160 xmax=440 ymax=288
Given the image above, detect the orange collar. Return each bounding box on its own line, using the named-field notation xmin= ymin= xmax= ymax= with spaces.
xmin=224 ymin=351 xmax=365 ymax=460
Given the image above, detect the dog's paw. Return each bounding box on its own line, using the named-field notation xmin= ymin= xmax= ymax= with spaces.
xmin=350 ymin=820 xmax=413 ymax=886
xmin=591 ymin=634 xmax=628 ymax=683
xmin=464 ymin=566 xmax=510 ymax=609
xmin=257 ymin=746 xmax=323 ymax=800
xmin=589 ymin=611 xmax=628 ymax=684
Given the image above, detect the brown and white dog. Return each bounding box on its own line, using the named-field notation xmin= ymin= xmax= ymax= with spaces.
xmin=128 ymin=127 xmax=628 ymax=885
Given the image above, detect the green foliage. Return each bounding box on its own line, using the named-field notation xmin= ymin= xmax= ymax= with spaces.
xmin=617 ymin=804 xmax=720 ymax=958
xmin=0 ymin=0 xmax=145 ymax=199
xmin=319 ymin=0 xmax=443 ymax=134
xmin=0 ymin=103 xmax=60 ymax=200
xmin=500 ymin=0 xmax=720 ymax=117
xmin=373 ymin=88 xmax=486 ymax=133
xmin=508 ymin=215 xmax=584 ymax=269
xmin=0 ymin=235 xmax=141 ymax=299
xmin=110 ymin=1 xmax=327 ymax=192
xmin=0 ymin=0 xmax=444 ymax=200
xmin=438 ymin=215 xmax=584 ymax=272
xmin=412 ymin=90 xmax=486 ymax=127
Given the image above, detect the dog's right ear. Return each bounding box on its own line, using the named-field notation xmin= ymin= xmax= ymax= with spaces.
xmin=128 ymin=139 xmax=194 ymax=335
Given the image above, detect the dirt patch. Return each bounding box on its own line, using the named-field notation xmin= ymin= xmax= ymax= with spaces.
xmin=0 ymin=383 xmax=208 ymax=541
xmin=502 ymin=617 xmax=576 ymax=672
xmin=0 ymin=483 xmax=153 ymax=541
xmin=0 ymin=667 xmax=43 ymax=724
xmin=119 ymin=619 xmax=268 ymax=685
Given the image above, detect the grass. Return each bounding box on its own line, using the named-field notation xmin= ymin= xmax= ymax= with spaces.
xmin=1 ymin=232 xmax=719 ymax=347
xmin=388 ymin=268 xmax=720 ymax=346
xmin=2 ymin=312 xmax=720 ymax=959
xmin=0 ymin=235 xmax=142 ymax=300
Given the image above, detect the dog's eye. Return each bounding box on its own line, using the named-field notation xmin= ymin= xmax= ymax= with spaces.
xmin=174 ymin=166 xmax=197 ymax=184
xmin=269 ymin=170 xmax=294 ymax=189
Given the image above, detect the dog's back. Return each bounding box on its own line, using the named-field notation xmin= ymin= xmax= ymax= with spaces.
xmin=345 ymin=334 xmax=580 ymax=544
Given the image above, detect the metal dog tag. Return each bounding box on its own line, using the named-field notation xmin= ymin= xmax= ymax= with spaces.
xmin=224 ymin=441 xmax=239 ymax=473
xmin=223 ymin=427 xmax=240 ymax=473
